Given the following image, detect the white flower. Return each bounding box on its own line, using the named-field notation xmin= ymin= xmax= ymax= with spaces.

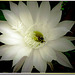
xmin=0 ymin=1 xmax=75 ymax=72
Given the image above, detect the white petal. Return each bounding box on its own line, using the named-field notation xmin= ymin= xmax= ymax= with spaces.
xmin=33 ymin=50 xmax=47 ymax=72
xmin=36 ymin=2 xmax=50 ymax=25
xmin=48 ymin=20 xmax=75 ymax=40
xmin=0 ymin=21 xmax=23 ymax=39
xmin=2 ymin=10 xmax=21 ymax=29
xmin=0 ymin=21 xmax=13 ymax=34
xmin=10 ymin=2 xmax=19 ymax=17
xmin=39 ymin=48 xmax=52 ymax=62
xmin=18 ymin=2 xmax=33 ymax=30
xmin=49 ymin=26 xmax=70 ymax=40
xmin=50 ymin=37 xmax=75 ymax=52
xmin=0 ymin=35 xmax=23 ymax=45
xmin=13 ymin=46 xmax=32 ymax=66
xmin=48 ymin=2 xmax=62 ymax=28
xmin=55 ymin=51 xmax=73 ymax=68
xmin=13 ymin=56 xmax=26 ymax=72
xmin=1 ymin=45 xmax=21 ymax=60
xmin=27 ymin=1 xmax=38 ymax=23
xmin=39 ymin=43 xmax=56 ymax=62
xmin=64 ymin=36 xmax=75 ymax=41
xmin=58 ymin=21 xmax=75 ymax=31
xmin=0 ymin=45 xmax=9 ymax=56
xmin=22 ymin=51 xmax=33 ymax=72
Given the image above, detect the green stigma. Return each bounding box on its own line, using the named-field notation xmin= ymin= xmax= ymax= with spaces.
xmin=32 ymin=31 xmax=45 ymax=43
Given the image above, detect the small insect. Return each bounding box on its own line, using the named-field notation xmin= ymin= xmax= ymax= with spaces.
xmin=33 ymin=31 xmax=45 ymax=43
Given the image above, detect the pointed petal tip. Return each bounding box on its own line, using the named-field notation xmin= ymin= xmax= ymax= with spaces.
xmin=22 ymin=51 xmax=33 ymax=72
xmin=65 ymin=36 xmax=75 ymax=41
xmin=70 ymin=65 xmax=74 ymax=69
xmin=18 ymin=1 xmax=25 ymax=6
xmin=9 ymin=1 xmax=13 ymax=5
xmin=9 ymin=2 xmax=16 ymax=8
xmin=56 ymin=51 xmax=74 ymax=69
xmin=56 ymin=1 xmax=63 ymax=8
xmin=13 ymin=56 xmax=26 ymax=72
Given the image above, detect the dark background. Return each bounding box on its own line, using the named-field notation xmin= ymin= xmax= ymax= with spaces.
xmin=0 ymin=1 xmax=75 ymax=73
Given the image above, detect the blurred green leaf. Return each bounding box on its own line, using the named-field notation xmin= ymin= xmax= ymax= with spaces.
xmin=0 ymin=10 xmax=6 ymax=21
xmin=65 ymin=52 xmax=71 ymax=57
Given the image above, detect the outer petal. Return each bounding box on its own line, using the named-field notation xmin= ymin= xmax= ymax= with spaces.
xmin=49 ymin=26 xmax=70 ymax=40
xmin=58 ymin=21 xmax=75 ymax=30
xmin=36 ymin=2 xmax=50 ymax=25
xmin=0 ymin=45 xmax=10 ymax=56
xmin=64 ymin=36 xmax=75 ymax=41
xmin=18 ymin=2 xmax=33 ymax=30
xmin=33 ymin=50 xmax=47 ymax=72
xmin=0 ymin=21 xmax=14 ymax=34
xmin=39 ymin=43 xmax=56 ymax=62
xmin=55 ymin=51 xmax=73 ymax=68
xmin=27 ymin=1 xmax=38 ymax=23
xmin=13 ymin=56 xmax=26 ymax=72
xmin=47 ymin=2 xmax=62 ymax=28
xmin=10 ymin=2 xmax=19 ymax=17
xmin=0 ymin=35 xmax=23 ymax=45
xmin=0 ymin=21 xmax=23 ymax=39
xmin=1 ymin=45 xmax=21 ymax=60
xmin=50 ymin=37 xmax=75 ymax=52
xmin=2 ymin=10 xmax=21 ymax=29
xmin=22 ymin=51 xmax=33 ymax=72
xmin=13 ymin=46 xmax=32 ymax=66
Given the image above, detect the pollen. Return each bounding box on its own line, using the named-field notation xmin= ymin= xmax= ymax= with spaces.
xmin=32 ymin=31 xmax=45 ymax=43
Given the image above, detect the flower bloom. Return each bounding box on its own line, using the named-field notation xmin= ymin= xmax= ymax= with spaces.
xmin=0 ymin=1 xmax=75 ymax=72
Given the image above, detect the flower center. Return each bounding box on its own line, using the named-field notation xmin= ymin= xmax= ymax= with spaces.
xmin=32 ymin=31 xmax=45 ymax=43
xmin=24 ymin=30 xmax=45 ymax=49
